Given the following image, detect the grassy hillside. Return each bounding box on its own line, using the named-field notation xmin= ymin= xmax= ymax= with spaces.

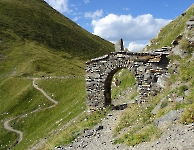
xmin=0 ymin=0 xmax=114 ymax=149
xmin=0 ymin=0 xmax=114 ymax=80
xmin=0 ymin=77 xmax=87 ymax=150
xmin=0 ymin=0 xmax=114 ymax=60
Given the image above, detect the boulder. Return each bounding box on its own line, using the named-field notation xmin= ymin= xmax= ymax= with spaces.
xmin=154 ymin=109 xmax=184 ymax=129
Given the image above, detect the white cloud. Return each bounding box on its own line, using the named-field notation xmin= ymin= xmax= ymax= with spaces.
xmin=44 ymin=0 xmax=70 ymax=13
xmin=127 ymin=42 xmax=146 ymax=52
xmin=73 ymin=17 xmax=79 ymax=21
xmin=84 ymin=0 xmax=90 ymax=3
xmin=92 ymin=14 xmax=171 ymax=41
xmin=123 ymin=7 xmax=130 ymax=11
xmin=85 ymin=9 xmax=103 ymax=19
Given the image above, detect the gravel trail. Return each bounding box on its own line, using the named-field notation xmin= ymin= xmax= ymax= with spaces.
xmin=59 ymin=109 xmax=131 ymax=150
xmin=4 ymin=117 xmax=23 ymax=144
xmin=56 ymin=108 xmax=194 ymax=150
xmin=3 ymin=78 xmax=58 ymax=149
xmin=32 ymin=78 xmax=58 ymax=105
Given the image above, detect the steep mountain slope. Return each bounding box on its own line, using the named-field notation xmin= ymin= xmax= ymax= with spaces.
xmin=0 ymin=0 xmax=114 ymax=60
xmin=0 ymin=0 xmax=114 ymax=78
xmin=0 ymin=0 xmax=114 ymax=149
xmin=109 ymin=4 xmax=194 ymax=148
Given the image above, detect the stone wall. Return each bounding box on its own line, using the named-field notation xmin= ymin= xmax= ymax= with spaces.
xmin=85 ymin=50 xmax=170 ymax=108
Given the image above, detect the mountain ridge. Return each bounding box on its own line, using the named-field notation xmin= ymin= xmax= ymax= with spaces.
xmin=0 ymin=0 xmax=114 ymax=60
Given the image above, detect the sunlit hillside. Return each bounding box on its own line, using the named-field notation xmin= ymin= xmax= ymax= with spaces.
xmin=0 ymin=0 xmax=114 ymax=149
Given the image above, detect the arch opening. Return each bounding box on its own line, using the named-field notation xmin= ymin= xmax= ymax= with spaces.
xmin=104 ymin=68 xmax=136 ymax=106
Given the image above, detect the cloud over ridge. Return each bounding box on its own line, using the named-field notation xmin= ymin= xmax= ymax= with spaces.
xmin=92 ymin=14 xmax=171 ymax=41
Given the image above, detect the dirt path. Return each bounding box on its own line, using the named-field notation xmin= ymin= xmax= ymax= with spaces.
xmin=4 ymin=117 xmax=23 ymax=144
xmin=3 ymin=78 xmax=58 ymax=149
xmin=56 ymin=109 xmax=194 ymax=150
xmin=58 ymin=109 xmax=131 ymax=150
xmin=32 ymin=78 xmax=58 ymax=105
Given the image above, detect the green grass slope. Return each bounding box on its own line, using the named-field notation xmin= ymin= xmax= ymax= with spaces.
xmin=0 ymin=0 xmax=114 ymax=149
xmin=0 ymin=0 xmax=114 ymax=61
xmin=0 ymin=0 xmax=114 ymax=79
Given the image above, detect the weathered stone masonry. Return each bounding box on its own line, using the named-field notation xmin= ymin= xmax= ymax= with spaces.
xmin=85 ymin=50 xmax=170 ymax=108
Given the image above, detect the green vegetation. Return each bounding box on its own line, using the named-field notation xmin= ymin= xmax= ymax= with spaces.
xmin=8 ymin=77 xmax=86 ymax=150
xmin=0 ymin=41 xmax=86 ymax=80
xmin=0 ymin=77 xmax=53 ymax=149
xmin=180 ymin=103 xmax=194 ymax=124
xmin=0 ymin=0 xmax=114 ymax=149
xmin=179 ymin=37 xmax=194 ymax=54
xmin=0 ymin=0 xmax=114 ymax=61
xmin=179 ymin=58 xmax=194 ymax=82
xmin=111 ymin=69 xmax=137 ymax=100
xmin=115 ymin=123 xmax=161 ymax=147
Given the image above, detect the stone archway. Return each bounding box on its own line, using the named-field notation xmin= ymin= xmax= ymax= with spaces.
xmin=85 ymin=51 xmax=169 ymax=109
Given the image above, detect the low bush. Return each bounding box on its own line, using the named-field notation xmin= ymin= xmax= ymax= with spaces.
xmin=180 ymin=103 xmax=194 ymax=124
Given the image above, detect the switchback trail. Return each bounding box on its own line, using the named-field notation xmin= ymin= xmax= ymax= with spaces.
xmin=32 ymin=78 xmax=58 ymax=105
xmin=3 ymin=78 xmax=58 ymax=149
xmin=4 ymin=118 xmax=23 ymax=144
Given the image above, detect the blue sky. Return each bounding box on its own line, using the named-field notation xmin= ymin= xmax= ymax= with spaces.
xmin=44 ymin=0 xmax=193 ymax=51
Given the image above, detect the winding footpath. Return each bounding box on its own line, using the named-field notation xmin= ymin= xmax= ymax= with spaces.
xmin=32 ymin=78 xmax=58 ymax=105
xmin=3 ymin=78 xmax=58 ymax=148
xmin=4 ymin=118 xmax=23 ymax=144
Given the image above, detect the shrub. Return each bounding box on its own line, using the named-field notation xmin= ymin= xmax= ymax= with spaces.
xmin=161 ymin=100 xmax=168 ymax=108
xmin=179 ymin=38 xmax=190 ymax=50
xmin=180 ymin=103 xmax=194 ymax=124
xmin=179 ymin=37 xmax=194 ymax=54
